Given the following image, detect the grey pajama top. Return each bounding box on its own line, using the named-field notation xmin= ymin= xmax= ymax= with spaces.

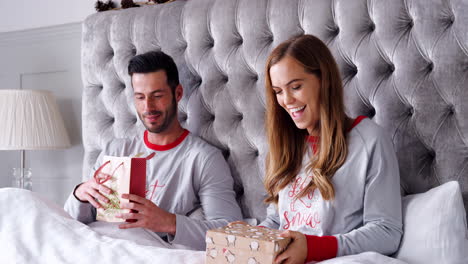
xmin=259 ymin=118 xmax=403 ymax=257
xmin=64 ymin=130 xmax=242 ymax=250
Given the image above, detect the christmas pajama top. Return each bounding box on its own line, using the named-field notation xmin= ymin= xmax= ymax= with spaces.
xmin=259 ymin=117 xmax=403 ymax=261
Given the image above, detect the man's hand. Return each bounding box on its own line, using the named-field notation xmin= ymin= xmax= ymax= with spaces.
xmin=275 ymin=230 xmax=308 ymax=264
xmin=74 ymin=179 xmax=113 ymax=209
xmin=117 ymin=193 xmax=177 ymax=235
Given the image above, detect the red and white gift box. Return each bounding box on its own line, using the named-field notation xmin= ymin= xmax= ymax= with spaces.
xmin=94 ymin=155 xmax=149 ymax=222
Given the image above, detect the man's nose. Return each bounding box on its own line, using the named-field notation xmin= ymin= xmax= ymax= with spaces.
xmin=144 ymin=98 xmax=156 ymax=111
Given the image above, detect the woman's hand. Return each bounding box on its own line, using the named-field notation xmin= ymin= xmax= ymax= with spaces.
xmin=275 ymin=230 xmax=308 ymax=264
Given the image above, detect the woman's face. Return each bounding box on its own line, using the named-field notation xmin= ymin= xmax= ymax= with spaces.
xmin=270 ymin=55 xmax=321 ymax=135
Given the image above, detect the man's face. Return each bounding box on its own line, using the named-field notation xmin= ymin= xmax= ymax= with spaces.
xmin=132 ymin=71 xmax=180 ymax=133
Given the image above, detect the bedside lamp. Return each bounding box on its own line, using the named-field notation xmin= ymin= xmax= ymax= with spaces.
xmin=0 ymin=89 xmax=71 ymax=190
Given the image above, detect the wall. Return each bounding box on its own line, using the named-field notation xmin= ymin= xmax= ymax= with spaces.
xmin=0 ymin=0 xmax=95 ymax=33
xmin=0 ymin=23 xmax=84 ymax=206
xmin=0 ymin=0 xmax=102 ymax=205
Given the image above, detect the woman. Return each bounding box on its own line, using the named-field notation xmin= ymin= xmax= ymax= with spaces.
xmin=259 ymin=35 xmax=402 ymax=263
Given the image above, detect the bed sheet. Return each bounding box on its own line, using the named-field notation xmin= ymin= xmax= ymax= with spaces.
xmin=0 ymin=188 xmax=407 ymax=264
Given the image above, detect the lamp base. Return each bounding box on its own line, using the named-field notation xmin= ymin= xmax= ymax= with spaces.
xmin=13 ymin=168 xmax=32 ymax=190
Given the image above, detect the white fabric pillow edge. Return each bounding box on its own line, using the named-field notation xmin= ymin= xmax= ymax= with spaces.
xmin=395 ymin=181 xmax=468 ymax=264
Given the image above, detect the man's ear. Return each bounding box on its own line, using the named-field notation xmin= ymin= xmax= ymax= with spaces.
xmin=175 ymin=84 xmax=183 ymax=102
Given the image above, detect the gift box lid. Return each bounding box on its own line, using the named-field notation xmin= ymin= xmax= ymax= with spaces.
xmin=206 ymin=224 xmax=291 ymax=254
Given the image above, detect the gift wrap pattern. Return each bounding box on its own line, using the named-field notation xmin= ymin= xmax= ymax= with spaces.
xmin=205 ymin=224 xmax=291 ymax=264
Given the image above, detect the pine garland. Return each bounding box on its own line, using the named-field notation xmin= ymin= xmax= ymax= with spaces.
xmin=95 ymin=0 xmax=175 ymax=12
xmin=121 ymin=0 xmax=139 ymax=9
xmin=151 ymin=0 xmax=172 ymax=3
xmin=95 ymin=0 xmax=116 ymax=12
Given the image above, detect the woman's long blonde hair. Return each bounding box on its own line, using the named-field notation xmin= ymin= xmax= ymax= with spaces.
xmin=264 ymin=34 xmax=348 ymax=204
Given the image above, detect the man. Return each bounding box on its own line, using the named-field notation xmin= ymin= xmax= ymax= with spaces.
xmin=64 ymin=51 xmax=242 ymax=250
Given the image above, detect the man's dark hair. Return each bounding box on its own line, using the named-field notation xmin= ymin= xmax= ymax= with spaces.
xmin=128 ymin=50 xmax=180 ymax=91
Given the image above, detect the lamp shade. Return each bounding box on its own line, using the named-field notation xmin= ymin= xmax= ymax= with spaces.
xmin=0 ymin=89 xmax=71 ymax=150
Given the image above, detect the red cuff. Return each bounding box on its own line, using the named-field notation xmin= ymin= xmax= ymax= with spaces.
xmin=305 ymin=235 xmax=338 ymax=262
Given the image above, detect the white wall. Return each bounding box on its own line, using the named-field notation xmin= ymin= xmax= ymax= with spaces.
xmin=0 ymin=23 xmax=84 ymax=205
xmin=0 ymin=0 xmax=96 ymax=33
xmin=0 ymin=0 xmax=103 ymax=205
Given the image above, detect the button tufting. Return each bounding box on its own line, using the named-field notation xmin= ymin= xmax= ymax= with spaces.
xmin=267 ymin=34 xmax=274 ymax=43
xmin=388 ymin=64 xmax=395 ymax=73
xmin=448 ymin=106 xmax=455 ymax=115
xmin=208 ymin=39 xmax=215 ymax=48
xmin=238 ymin=113 xmax=243 ymax=121
xmin=254 ymin=149 xmax=259 ymax=157
xmin=407 ymin=107 xmax=414 ymax=116
xmin=369 ymin=22 xmax=376 ymax=31
xmin=408 ymin=20 xmax=414 ymax=28
xmin=133 ymin=118 xmax=138 ymax=124
xmin=223 ymin=149 xmax=230 ymax=159
xmin=368 ymin=108 xmax=376 ymax=117
xmin=210 ymin=114 xmax=215 ymax=121
xmin=427 ymin=62 xmax=434 ymax=72
xmin=448 ymin=15 xmax=455 ymax=25
xmin=237 ymin=38 xmax=243 ymax=45
xmin=334 ymin=27 xmax=340 ymax=35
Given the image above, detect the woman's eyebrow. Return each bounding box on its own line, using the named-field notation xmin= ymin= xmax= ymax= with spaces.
xmin=272 ymin=78 xmax=304 ymax=89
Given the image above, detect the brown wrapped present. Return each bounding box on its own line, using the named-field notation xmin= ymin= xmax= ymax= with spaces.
xmin=205 ymin=224 xmax=291 ymax=264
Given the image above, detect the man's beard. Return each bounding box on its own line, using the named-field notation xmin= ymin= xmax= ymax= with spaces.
xmin=140 ymin=97 xmax=178 ymax=133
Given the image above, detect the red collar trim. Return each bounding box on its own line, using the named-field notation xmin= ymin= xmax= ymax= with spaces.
xmin=144 ymin=129 xmax=189 ymax=151
xmin=348 ymin=115 xmax=367 ymax=132
xmin=307 ymin=136 xmax=319 ymax=154
xmin=307 ymin=135 xmax=319 ymax=144
xmin=306 ymin=116 xmax=367 ymax=143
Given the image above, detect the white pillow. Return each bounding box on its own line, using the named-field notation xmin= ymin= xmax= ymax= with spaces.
xmin=395 ymin=181 xmax=468 ymax=264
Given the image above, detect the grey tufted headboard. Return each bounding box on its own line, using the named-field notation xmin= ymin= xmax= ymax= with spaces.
xmin=81 ymin=0 xmax=468 ymax=222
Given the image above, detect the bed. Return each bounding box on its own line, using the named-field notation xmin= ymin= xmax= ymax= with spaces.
xmin=1 ymin=0 xmax=467 ymax=263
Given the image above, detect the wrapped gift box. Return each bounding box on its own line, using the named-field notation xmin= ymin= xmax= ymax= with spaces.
xmin=95 ymin=155 xmax=147 ymax=222
xmin=205 ymin=224 xmax=291 ymax=264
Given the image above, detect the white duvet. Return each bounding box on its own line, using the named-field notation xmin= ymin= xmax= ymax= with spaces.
xmin=0 ymin=188 xmax=406 ymax=264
